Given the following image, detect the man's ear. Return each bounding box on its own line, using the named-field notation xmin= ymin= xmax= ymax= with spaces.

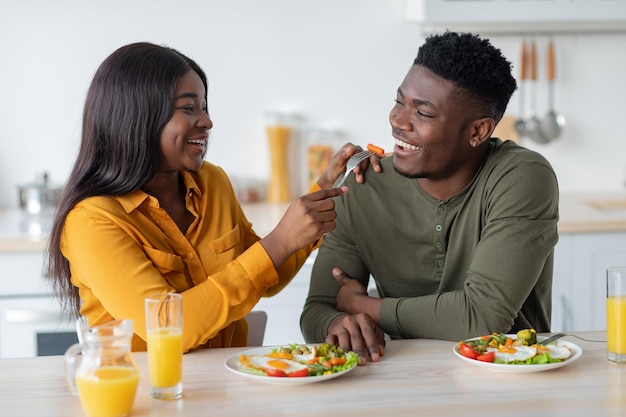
xmin=472 ymin=117 xmax=496 ymax=145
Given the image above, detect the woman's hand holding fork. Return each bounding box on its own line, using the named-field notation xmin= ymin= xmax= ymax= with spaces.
xmin=317 ymin=143 xmax=383 ymax=189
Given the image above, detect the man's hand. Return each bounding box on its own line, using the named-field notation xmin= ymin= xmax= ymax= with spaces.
xmin=333 ymin=267 xmax=381 ymax=322
xmin=326 ymin=267 xmax=386 ymax=363
xmin=325 ymin=313 xmax=385 ymax=364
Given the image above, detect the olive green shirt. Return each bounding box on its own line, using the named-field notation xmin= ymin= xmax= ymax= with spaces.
xmin=301 ymin=139 xmax=559 ymax=342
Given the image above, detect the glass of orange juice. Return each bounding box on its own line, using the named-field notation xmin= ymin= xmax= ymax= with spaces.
xmin=607 ymin=267 xmax=626 ymax=364
xmin=145 ymin=293 xmax=183 ymax=399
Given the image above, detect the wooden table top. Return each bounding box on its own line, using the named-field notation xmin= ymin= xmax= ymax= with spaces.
xmin=0 ymin=331 xmax=623 ymax=417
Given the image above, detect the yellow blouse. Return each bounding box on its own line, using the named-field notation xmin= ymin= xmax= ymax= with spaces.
xmin=61 ymin=161 xmax=319 ymax=352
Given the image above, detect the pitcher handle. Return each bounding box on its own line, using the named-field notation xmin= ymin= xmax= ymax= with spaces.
xmin=75 ymin=316 xmax=88 ymax=344
xmin=64 ymin=343 xmax=83 ymax=396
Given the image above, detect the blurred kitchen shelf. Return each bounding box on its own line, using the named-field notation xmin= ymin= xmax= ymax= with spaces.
xmin=406 ymin=0 xmax=626 ymax=35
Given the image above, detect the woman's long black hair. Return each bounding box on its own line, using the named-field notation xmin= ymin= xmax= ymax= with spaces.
xmin=46 ymin=42 xmax=207 ymax=317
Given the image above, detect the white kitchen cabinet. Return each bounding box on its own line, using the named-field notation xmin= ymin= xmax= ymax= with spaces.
xmin=0 ymin=295 xmax=76 ymax=358
xmin=552 ymin=232 xmax=626 ymax=332
xmin=0 ymin=251 xmax=76 ymax=358
xmin=0 ymin=251 xmax=51 ymax=295
xmin=252 ymin=254 xmax=315 ymax=346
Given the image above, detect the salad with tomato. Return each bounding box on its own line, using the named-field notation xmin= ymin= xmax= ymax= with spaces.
xmin=239 ymin=343 xmax=359 ymax=377
xmin=456 ymin=329 xmax=573 ymax=365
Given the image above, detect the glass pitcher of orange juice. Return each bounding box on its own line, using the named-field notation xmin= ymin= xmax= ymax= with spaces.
xmin=65 ymin=319 xmax=139 ymax=417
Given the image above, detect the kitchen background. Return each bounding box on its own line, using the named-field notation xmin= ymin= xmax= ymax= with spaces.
xmin=2 ymin=0 xmax=626 ymax=356
xmin=1 ymin=0 xmax=626 ymax=208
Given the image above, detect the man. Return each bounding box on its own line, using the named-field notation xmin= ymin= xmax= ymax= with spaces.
xmin=300 ymin=31 xmax=559 ymax=363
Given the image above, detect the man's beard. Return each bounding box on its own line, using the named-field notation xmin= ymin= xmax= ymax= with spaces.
xmin=392 ymin=161 xmax=422 ymax=179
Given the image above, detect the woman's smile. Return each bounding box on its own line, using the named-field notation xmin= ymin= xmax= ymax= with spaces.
xmin=186 ymin=137 xmax=207 ymax=154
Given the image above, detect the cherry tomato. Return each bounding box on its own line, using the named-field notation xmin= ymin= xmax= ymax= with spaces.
xmin=458 ymin=342 xmax=478 ymax=359
xmin=287 ymin=368 xmax=309 ymax=378
xmin=265 ymin=368 xmax=287 ymax=377
xmin=476 ymin=351 xmax=496 ymax=362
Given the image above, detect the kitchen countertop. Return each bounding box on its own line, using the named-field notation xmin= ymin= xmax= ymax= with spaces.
xmin=0 ymin=331 xmax=621 ymax=417
xmin=558 ymin=192 xmax=626 ymax=233
xmin=0 ymin=210 xmax=52 ymax=252
xmin=2 ymin=192 xmax=626 ymax=253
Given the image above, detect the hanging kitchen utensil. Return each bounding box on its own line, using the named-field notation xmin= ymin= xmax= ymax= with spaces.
xmin=513 ymin=40 xmax=527 ymax=137
xmin=525 ymin=39 xmax=547 ymax=143
xmin=539 ymin=39 xmax=566 ymax=141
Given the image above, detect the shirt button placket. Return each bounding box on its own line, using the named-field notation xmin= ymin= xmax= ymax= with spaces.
xmin=435 ymin=203 xmax=446 ymax=269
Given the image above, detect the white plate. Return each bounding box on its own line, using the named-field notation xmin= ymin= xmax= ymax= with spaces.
xmin=224 ymin=345 xmax=358 ymax=385
xmin=453 ymin=335 xmax=583 ymax=373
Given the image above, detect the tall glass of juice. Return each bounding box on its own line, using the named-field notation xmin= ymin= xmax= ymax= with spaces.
xmin=145 ymin=293 xmax=183 ymax=399
xmin=607 ymin=267 xmax=626 ymax=364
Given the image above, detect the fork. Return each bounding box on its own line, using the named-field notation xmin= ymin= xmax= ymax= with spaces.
xmin=539 ymin=333 xmax=565 ymax=345
xmin=332 ymin=150 xmax=374 ymax=188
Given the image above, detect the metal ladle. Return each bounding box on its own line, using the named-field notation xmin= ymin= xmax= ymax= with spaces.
xmin=539 ymin=39 xmax=566 ymax=141
xmin=524 ymin=40 xmax=548 ymax=144
xmin=513 ymin=40 xmax=527 ymax=137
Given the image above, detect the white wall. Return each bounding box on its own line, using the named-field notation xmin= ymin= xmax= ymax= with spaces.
xmin=1 ymin=0 xmax=625 ymax=209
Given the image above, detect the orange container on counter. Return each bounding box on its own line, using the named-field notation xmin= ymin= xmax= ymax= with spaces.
xmin=266 ymin=122 xmax=293 ymax=203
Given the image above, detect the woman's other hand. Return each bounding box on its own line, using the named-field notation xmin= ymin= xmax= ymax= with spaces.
xmin=316 ymin=143 xmax=382 ymax=189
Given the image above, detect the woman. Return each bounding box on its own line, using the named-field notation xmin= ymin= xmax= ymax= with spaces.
xmin=46 ymin=42 xmax=377 ymax=352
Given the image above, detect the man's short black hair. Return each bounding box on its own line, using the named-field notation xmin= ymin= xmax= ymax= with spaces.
xmin=414 ymin=31 xmax=517 ymax=124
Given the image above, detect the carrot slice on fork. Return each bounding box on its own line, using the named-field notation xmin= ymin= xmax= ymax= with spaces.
xmin=367 ymin=143 xmax=384 ymax=155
